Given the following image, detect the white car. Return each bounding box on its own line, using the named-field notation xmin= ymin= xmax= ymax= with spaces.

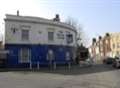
xmin=112 ymin=57 xmax=120 ymax=68
xmin=79 ymin=58 xmax=94 ymax=67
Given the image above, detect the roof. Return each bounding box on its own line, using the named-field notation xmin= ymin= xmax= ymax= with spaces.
xmin=5 ymin=14 xmax=77 ymax=33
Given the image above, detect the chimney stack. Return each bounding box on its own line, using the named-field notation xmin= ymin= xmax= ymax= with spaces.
xmin=53 ymin=14 xmax=60 ymax=22
xmin=106 ymin=33 xmax=110 ymax=37
xmin=17 ymin=10 xmax=19 ymax=16
xmin=99 ymin=36 xmax=102 ymax=40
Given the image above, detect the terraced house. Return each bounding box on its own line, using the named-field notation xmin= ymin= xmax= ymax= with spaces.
xmin=89 ymin=33 xmax=120 ymax=61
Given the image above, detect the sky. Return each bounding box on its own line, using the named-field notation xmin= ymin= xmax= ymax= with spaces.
xmin=0 ymin=0 xmax=120 ymax=46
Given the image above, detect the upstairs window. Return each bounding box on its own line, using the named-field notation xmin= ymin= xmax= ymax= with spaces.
xmin=20 ymin=48 xmax=31 ymax=63
xmin=48 ymin=32 xmax=54 ymax=41
xmin=11 ymin=24 xmax=18 ymax=34
xmin=57 ymin=31 xmax=64 ymax=39
xmin=21 ymin=30 xmax=29 ymax=41
xmin=66 ymin=34 xmax=73 ymax=44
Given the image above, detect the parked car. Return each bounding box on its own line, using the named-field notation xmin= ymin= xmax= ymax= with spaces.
xmin=103 ymin=57 xmax=115 ymax=64
xmin=79 ymin=58 xmax=94 ymax=67
xmin=112 ymin=57 xmax=120 ymax=68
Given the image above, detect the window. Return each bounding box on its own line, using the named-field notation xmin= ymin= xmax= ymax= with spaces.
xmin=100 ymin=41 xmax=103 ymax=45
xmin=66 ymin=34 xmax=73 ymax=44
xmin=116 ymin=51 xmax=120 ymax=56
xmin=117 ymin=43 xmax=120 ymax=48
xmin=66 ymin=52 xmax=70 ymax=61
xmin=48 ymin=32 xmax=54 ymax=41
xmin=11 ymin=27 xmax=18 ymax=34
xmin=11 ymin=24 xmax=18 ymax=34
xmin=57 ymin=31 xmax=64 ymax=39
xmin=21 ymin=30 xmax=29 ymax=41
xmin=20 ymin=48 xmax=31 ymax=63
xmin=113 ymin=44 xmax=115 ymax=49
xmin=47 ymin=49 xmax=54 ymax=61
xmin=105 ymin=40 xmax=108 ymax=44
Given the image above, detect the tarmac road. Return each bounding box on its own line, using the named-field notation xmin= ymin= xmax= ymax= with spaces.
xmin=0 ymin=64 xmax=120 ymax=88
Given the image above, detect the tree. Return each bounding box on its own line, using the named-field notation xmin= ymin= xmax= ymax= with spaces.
xmin=65 ymin=17 xmax=87 ymax=46
xmin=65 ymin=17 xmax=90 ymax=63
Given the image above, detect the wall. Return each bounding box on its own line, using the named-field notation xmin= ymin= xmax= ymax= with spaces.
xmin=5 ymin=15 xmax=77 ymax=47
xmin=4 ymin=14 xmax=77 ymax=67
xmin=110 ymin=33 xmax=120 ymax=57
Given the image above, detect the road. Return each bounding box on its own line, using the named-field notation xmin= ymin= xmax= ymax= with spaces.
xmin=0 ymin=64 xmax=120 ymax=88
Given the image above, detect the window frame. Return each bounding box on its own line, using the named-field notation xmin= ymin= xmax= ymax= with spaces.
xmin=48 ymin=31 xmax=54 ymax=42
xmin=19 ymin=48 xmax=31 ymax=63
xmin=57 ymin=31 xmax=64 ymax=39
xmin=21 ymin=29 xmax=29 ymax=41
xmin=66 ymin=33 xmax=73 ymax=44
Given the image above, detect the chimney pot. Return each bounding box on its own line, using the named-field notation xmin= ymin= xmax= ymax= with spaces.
xmin=53 ymin=14 xmax=60 ymax=22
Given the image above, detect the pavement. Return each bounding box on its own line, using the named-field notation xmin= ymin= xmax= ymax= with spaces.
xmin=0 ymin=64 xmax=120 ymax=88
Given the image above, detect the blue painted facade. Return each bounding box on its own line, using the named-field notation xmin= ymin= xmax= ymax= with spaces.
xmin=5 ymin=44 xmax=74 ymax=68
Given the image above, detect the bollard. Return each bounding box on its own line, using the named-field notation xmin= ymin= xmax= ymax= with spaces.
xmin=37 ymin=62 xmax=40 ymax=70
xmin=53 ymin=62 xmax=56 ymax=70
xmin=30 ymin=61 xmax=32 ymax=70
xmin=49 ymin=60 xmax=52 ymax=69
xmin=68 ymin=62 xmax=71 ymax=70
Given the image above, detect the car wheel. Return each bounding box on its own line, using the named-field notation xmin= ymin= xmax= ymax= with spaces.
xmin=115 ymin=62 xmax=120 ymax=68
xmin=112 ymin=63 xmax=116 ymax=68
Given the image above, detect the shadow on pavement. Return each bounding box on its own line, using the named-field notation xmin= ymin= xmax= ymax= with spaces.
xmin=37 ymin=64 xmax=117 ymax=75
xmin=1 ymin=64 xmax=118 ymax=76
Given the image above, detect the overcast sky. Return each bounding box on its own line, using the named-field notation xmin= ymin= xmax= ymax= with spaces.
xmin=0 ymin=0 xmax=120 ymax=45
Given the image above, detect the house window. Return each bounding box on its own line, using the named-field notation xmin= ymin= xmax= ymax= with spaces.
xmin=20 ymin=48 xmax=31 ymax=63
xmin=117 ymin=51 xmax=120 ymax=56
xmin=57 ymin=31 xmax=64 ymax=39
xmin=21 ymin=30 xmax=29 ymax=41
xmin=100 ymin=41 xmax=103 ymax=45
xmin=66 ymin=34 xmax=73 ymax=44
xmin=66 ymin=52 xmax=70 ymax=61
xmin=47 ymin=49 xmax=54 ymax=61
xmin=113 ymin=44 xmax=115 ymax=49
xmin=11 ymin=24 xmax=18 ymax=34
xmin=117 ymin=43 xmax=120 ymax=48
xmin=11 ymin=27 xmax=18 ymax=34
xmin=48 ymin=32 xmax=54 ymax=41
xmin=105 ymin=40 xmax=108 ymax=44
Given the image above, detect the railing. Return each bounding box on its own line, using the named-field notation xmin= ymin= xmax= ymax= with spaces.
xmin=29 ymin=60 xmax=72 ymax=70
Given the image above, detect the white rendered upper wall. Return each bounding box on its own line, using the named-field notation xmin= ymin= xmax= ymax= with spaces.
xmin=4 ymin=14 xmax=77 ymax=47
xmin=5 ymin=14 xmax=76 ymax=32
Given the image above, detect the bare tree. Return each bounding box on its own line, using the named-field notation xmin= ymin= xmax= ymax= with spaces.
xmin=65 ymin=17 xmax=90 ymax=63
xmin=65 ymin=17 xmax=87 ymax=46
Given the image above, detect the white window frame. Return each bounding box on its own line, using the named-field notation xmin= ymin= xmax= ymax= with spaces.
xmin=47 ymin=49 xmax=54 ymax=61
xmin=19 ymin=48 xmax=31 ymax=63
xmin=21 ymin=29 xmax=29 ymax=41
xmin=57 ymin=31 xmax=64 ymax=39
xmin=66 ymin=32 xmax=73 ymax=44
xmin=48 ymin=31 xmax=54 ymax=42
xmin=66 ymin=52 xmax=70 ymax=61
